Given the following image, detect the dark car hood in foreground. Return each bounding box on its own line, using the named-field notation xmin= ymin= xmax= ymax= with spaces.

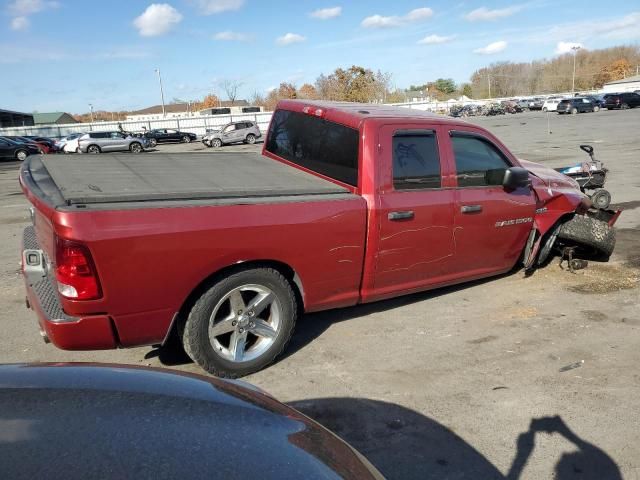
xmin=0 ymin=363 xmax=382 ymax=480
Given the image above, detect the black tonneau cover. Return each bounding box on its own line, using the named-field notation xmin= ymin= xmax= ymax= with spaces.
xmin=40 ymin=153 xmax=349 ymax=205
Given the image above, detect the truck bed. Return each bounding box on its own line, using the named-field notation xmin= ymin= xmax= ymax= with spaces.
xmin=31 ymin=152 xmax=349 ymax=206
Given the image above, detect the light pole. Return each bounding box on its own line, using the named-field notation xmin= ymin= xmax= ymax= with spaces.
xmin=155 ymin=68 xmax=166 ymax=118
xmin=571 ymin=45 xmax=581 ymax=94
xmin=89 ymin=103 xmax=94 ymax=123
xmin=487 ymin=74 xmax=491 ymax=100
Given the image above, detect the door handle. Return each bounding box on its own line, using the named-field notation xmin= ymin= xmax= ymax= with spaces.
xmin=388 ymin=211 xmax=414 ymax=221
xmin=461 ymin=205 xmax=483 ymax=214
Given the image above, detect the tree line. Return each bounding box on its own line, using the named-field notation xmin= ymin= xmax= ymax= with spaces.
xmin=72 ymin=45 xmax=640 ymax=121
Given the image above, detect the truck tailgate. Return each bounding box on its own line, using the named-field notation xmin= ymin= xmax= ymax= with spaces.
xmin=40 ymin=153 xmax=349 ymax=205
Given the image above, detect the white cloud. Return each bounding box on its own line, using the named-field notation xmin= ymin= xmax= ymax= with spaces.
xmin=7 ymin=0 xmax=58 ymax=30
xmin=473 ymin=40 xmax=507 ymax=54
xmin=133 ymin=4 xmax=183 ymax=37
xmin=418 ymin=34 xmax=455 ymax=45
xmin=465 ymin=5 xmax=522 ymax=21
xmin=310 ymin=6 xmax=342 ymax=19
xmin=555 ymin=41 xmax=584 ymax=54
xmin=10 ymin=16 xmax=29 ymax=31
xmin=405 ymin=7 xmax=433 ymax=22
xmin=362 ymin=7 xmax=433 ymax=28
xmin=276 ymin=33 xmax=306 ymax=46
xmin=195 ymin=0 xmax=244 ymax=15
xmin=214 ymin=31 xmax=250 ymax=41
xmin=7 ymin=0 xmax=59 ymax=16
xmin=361 ymin=14 xmax=402 ymax=28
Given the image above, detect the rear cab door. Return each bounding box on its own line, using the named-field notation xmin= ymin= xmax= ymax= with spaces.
xmin=442 ymin=126 xmax=536 ymax=276
xmin=370 ymin=123 xmax=457 ymax=298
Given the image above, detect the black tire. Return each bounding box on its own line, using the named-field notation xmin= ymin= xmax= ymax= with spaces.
xmin=182 ymin=267 xmax=297 ymax=378
xmin=245 ymin=134 xmax=256 ymax=144
xmin=148 ymin=138 xmax=157 ymax=147
xmin=129 ymin=142 xmax=143 ymax=153
xmin=87 ymin=145 xmax=101 ymax=154
xmin=557 ymin=215 xmax=615 ymax=259
xmin=590 ymin=189 xmax=611 ymax=210
xmin=182 ymin=135 xmax=191 ymax=143
xmin=211 ymin=138 xmax=222 ymax=148
xmin=15 ymin=149 xmax=28 ymax=161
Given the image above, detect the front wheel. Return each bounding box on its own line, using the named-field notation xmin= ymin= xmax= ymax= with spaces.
xmin=182 ymin=268 xmax=297 ymax=378
xmin=542 ymin=107 xmax=548 ymax=112
xmin=621 ymin=103 xmax=629 ymax=110
xmin=148 ymin=138 xmax=157 ymax=147
xmin=211 ymin=138 xmax=223 ymax=148
xmin=129 ymin=142 xmax=143 ymax=153
xmin=571 ymin=107 xmax=578 ymax=115
xmin=182 ymin=135 xmax=192 ymax=143
xmin=590 ymin=189 xmax=611 ymax=210
xmin=593 ymin=106 xmax=600 ymax=112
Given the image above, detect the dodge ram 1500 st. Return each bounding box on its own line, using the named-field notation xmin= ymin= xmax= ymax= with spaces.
xmin=20 ymin=100 xmax=619 ymax=377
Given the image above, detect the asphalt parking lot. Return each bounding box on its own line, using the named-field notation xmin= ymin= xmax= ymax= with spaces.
xmin=1 ymin=109 xmax=639 ymax=479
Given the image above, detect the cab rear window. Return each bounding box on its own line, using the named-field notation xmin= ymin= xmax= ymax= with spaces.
xmin=266 ymin=109 xmax=359 ymax=186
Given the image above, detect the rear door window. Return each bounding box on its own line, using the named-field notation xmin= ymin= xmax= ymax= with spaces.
xmin=451 ymin=134 xmax=511 ymax=188
xmin=392 ymin=131 xmax=441 ymax=190
xmin=266 ymin=109 xmax=359 ymax=186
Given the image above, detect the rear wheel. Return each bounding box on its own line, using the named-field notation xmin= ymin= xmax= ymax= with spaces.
xmin=129 ymin=142 xmax=143 ymax=153
xmin=182 ymin=135 xmax=192 ymax=143
xmin=557 ymin=215 xmax=615 ymax=260
xmin=621 ymin=103 xmax=629 ymax=110
xmin=15 ymin=150 xmax=28 ymax=161
xmin=211 ymin=138 xmax=222 ymax=148
xmin=542 ymin=107 xmax=548 ymax=112
xmin=593 ymin=106 xmax=600 ymax=112
xmin=182 ymin=268 xmax=297 ymax=378
xmin=571 ymin=107 xmax=578 ymax=115
xmin=245 ymin=134 xmax=256 ymax=144
xmin=87 ymin=145 xmax=101 ymax=154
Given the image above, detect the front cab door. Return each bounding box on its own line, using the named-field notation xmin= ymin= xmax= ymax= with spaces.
xmin=445 ymin=129 xmax=536 ymax=276
xmin=373 ymin=125 xmax=456 ymax=297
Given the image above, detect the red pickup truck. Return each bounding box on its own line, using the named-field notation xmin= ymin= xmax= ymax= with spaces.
xmin=20 ymin=100 xmax=618 ymax=377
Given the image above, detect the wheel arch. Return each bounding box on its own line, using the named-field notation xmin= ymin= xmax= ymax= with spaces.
xmin=165 ymin=260 xmax=305 ymax=345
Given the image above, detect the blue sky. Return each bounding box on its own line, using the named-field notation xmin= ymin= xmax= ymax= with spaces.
xmin=1 ymin=0 xmax=639 ymax=113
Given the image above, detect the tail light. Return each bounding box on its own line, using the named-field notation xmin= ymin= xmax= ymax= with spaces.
xmin=55 ymin=237 xmax=102 ymax=300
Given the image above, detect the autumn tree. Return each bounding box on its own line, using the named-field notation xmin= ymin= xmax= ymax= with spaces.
xmin=201 ymin=94 xmax=221 ymax=108
xmin=298 ymin=83 xmax=318 ymax=99
xmin=594 ymin=59 xmax=633 ymax=87
xmin=315 ymin=65 xmax=391 ymax=103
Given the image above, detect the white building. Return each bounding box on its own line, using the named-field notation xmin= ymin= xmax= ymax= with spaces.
xmin=126 ymin=103 xmax=200 ymax=121
xmin=601 ymin=74 xmax=640 ymax=93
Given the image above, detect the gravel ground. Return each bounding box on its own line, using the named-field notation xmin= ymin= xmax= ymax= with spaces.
xmin=1 ymin=108 xmax=639 ymax=479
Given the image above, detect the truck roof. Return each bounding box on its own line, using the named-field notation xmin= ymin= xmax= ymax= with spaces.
xmin=276 ymin=99 xmax=465 ymax=130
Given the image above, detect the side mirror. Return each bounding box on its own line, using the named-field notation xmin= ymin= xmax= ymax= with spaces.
xmin=502 ymin=167 xmax=530 ymax=190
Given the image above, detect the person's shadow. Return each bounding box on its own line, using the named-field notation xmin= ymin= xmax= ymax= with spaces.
xmin=288 ymin=398 xmax=622 ymax=480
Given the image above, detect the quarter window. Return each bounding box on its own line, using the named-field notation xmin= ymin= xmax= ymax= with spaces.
xmin=392 ymin=131 xmax=441 ymax=190
xmin=451 ymin=134 xmax=511 ymax=188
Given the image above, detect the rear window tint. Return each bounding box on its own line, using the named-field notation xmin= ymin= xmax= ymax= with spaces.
xmin=266 ymin=109 xmax=359 ymax=186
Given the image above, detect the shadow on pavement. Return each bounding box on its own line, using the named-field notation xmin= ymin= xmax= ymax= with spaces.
xmin=288 ymin=398 xmax=622 ymax=480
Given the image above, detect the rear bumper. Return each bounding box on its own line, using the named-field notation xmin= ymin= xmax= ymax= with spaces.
xmin=22 ymin=226 xmax=118 ymax=350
